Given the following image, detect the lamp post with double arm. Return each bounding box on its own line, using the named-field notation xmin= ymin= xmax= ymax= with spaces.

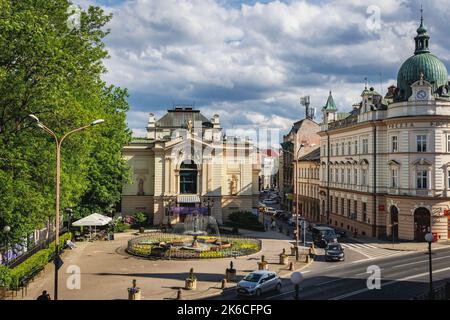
xmin=29 ymin=114 xmax=104 ymax=300
xmin=202 ymin=198 xmax=215 ymax=216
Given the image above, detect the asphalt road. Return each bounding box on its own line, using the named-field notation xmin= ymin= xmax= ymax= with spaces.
xmin=209 ymin=246 xmax=450 ymax=300
xmin=231 ymin=193 xmax=450 ymax=300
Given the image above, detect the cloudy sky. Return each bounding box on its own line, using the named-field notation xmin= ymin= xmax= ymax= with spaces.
xmin=74 ymin=0 xmax=450 ymax=138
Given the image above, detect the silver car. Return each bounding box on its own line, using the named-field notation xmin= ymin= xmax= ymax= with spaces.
xmin=236 ymin=270 xmax=282 ymax=297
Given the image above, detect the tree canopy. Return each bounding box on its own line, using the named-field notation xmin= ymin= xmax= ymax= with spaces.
xmin=0 ymin=0 xmax=131 ymax=245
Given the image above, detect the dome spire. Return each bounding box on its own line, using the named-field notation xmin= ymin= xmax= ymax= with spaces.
xmin=414 ymin=5 xmax=430 ymax=54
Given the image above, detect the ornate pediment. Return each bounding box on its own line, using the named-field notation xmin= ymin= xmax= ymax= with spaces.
xmin=412 ymin=158 xmax=432 ymax=166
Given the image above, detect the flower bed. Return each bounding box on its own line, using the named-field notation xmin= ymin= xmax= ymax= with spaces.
xmin=127 ymin=233 xmax=261 ymax=260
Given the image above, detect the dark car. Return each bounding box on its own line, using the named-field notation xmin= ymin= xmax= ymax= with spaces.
xmin=312 ymin=226 xmax=338 ymax=248
xmin=325 ymin=243 xmax=345 ymax=262
xmin=334 ymin=229 xmax=347 ymax=238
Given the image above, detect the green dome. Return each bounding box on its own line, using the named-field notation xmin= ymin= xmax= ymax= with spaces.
xmin=397 ymin=53 xmax=448 ymax=100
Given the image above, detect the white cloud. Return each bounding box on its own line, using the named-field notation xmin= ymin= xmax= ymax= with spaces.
xmin=74 ymin=0 xmax=449 ymax=141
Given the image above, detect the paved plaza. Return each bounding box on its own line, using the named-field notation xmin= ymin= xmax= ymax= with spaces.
xmin=17 ymin=229 xmax=308 ymax=300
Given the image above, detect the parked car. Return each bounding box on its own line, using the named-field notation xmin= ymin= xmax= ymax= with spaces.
xmin=263 ymin=199 xmax=277 ymax=205
xmin=325 ymin=243 xmax=345 ymax=262
xmin=312 ymin=226 xmax=338 ymax=248
xmin=334 ymin=229 xmax=347 ymax=238
xmin=278 ymin=212 xmax=291 ymax=222
xmin=236 ymin=271 xmax=282 ymax=297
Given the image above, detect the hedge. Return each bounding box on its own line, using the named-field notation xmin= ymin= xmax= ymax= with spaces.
xmin=226 ymin=211 xmax=264 ymax=231
xmin=0 ymin=232 xmax=72 ymax=290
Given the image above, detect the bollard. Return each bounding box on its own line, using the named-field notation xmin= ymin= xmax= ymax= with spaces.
xmin=221 ymin=279 xmax=227 ymax=289
xmin=289 ymin=262 xmax=294 ymax=271
xmin=177 ymin=288 xmax=183 ymax=300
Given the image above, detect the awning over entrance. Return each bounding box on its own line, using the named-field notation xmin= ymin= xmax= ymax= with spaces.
xmin=177 ymin=194 xmax=200 ymax=204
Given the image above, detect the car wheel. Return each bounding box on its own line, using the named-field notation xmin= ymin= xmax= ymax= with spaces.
xmin=275 ymin=283 xmax=282 ymax=292
xmin=255 ymin=289 xmax=262 ymax=297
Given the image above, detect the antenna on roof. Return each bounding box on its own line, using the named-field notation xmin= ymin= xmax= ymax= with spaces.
xmin=364 ymin=77 xmax=368 ymax=89
xmin=300 ymin=96 xmax=314 ymax=120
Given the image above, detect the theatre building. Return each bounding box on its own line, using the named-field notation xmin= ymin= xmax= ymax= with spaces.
xmin=121 ymin=107 xmax=260 ymax=225
xmin=318 ymin=17 xmax=450 ymax=241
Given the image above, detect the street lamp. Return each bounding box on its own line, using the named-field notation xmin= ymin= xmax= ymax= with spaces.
xmin=65 ymin=208 xmax=73 ymax=233
xmin=29 ymin=114 xmax=104 ymax=300
xmin=3 ymin=226 xmax=11 ymax=266
xmin=425 ymin=232 xmax=434 ymax=300
xmin=290 ymin=271 xmax=304 ymax=300
xmin=202 ymin=198 xmax=214 ymax=216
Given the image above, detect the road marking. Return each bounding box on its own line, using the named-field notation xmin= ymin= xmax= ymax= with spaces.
xmin=341 ymin=244 xmax=372 ymax=259
xmin=341 ymin=243 xmax=413 ymax=260
xmin=329 ymin=266 xmax=450 ymax=300
xmin=392 ymin=255 xmax=450 ymax=268
xmin=315 ymin=278 xmax=345 ymax=286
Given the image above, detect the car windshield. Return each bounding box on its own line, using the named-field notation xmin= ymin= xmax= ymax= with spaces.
xmin=322 ymin=230 xmax=336 ymax=237
xmin=327 ymin=244 xmax=341 ymax=250
xmin=243 ymin=273 xmax=263 ymax=282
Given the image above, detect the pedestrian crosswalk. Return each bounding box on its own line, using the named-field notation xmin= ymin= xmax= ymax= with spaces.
xmin=340 ymin=243 xmax=411 ymax=260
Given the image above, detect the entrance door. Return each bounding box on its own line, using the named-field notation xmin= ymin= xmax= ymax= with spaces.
xmin=390 ymin=206 xmax=399 ymax=240
xmin=414 ymin=207 xmax=431 ymax=242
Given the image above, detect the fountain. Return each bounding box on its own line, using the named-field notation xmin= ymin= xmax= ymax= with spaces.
xmin=127 ymin=211 xmax=261 ymax=259
xmin=173 ymin=211 xmax=221 ymax=240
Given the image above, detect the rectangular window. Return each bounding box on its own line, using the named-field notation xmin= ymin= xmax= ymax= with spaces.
xmin=354 ymin=169 xmax=358 ymax=185
xmin=417 ymin=170 xmax=428 ymax=189
xmin=448 ymin=170 xmax=450 ymax=189
xmin=348 ymin=141 xmax=351 ymax=155
xmin=335 ymin=197 xmax=338 ymax=214
xmin=362 ymin=169 xmax=367 ymax=186
xmin=391 ymin=169 xmax=398 ymax=188
xmin=335 ymin=168 xmax=338 ymax=182
xmin=331 ymin=144 xmax=334 ymax=156
xmin=355 ymin=141 xmax=358 ymax=154
xmin=362 ymin=139 xmax=369 ymax=154
xmin=330 ymin=196 xmax=333 ymax=213
xmin=341 ymin=143 xmax=345 ymax=155
xmin=353 ymin=200 xmax=357 ymax=220
xmin=391 ymin=136 xmax=398 ymax=152
xmin=417 ymin=135 xmax=427 ymax=152
xmin=447 ymin=136 xmax=450 ymax=153
xmin=341 ymin=169 xmax=345 ymax=184
xmin=362 ymin=203 xmax=367 ymax=222
xmin=347 ymin=169 xmax=351 ymax=185
xmin=347 ymin=199 xmax=351 ymax=217
xmin=341 ymin=198 xmax=344 ymax=215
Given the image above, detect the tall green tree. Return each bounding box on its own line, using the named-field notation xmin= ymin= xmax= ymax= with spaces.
xmin=0 ymin=0 xmax=131 ymax=245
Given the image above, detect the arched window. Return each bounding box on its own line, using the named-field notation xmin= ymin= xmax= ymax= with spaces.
xmin=180 ymin=160 xmax=198 ymax=194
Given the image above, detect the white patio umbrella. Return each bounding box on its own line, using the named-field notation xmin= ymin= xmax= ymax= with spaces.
xmin=72 ymin=213 xmax=112 ymax=239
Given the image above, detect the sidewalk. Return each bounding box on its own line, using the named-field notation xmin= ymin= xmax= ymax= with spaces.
xmin=13 ymin=228 xmax=311 ymax=300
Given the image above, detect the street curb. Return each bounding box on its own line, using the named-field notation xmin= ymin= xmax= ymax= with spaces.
xmin=186 ymin=256 xmax=315 ymax=300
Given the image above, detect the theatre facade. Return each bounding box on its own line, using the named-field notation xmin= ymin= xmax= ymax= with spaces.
xmin=121 ymin=107 xmax=260 ymax=225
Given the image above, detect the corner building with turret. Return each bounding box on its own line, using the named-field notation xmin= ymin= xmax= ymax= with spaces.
xmin=318 ymin=16 xmax=450 ymax=241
